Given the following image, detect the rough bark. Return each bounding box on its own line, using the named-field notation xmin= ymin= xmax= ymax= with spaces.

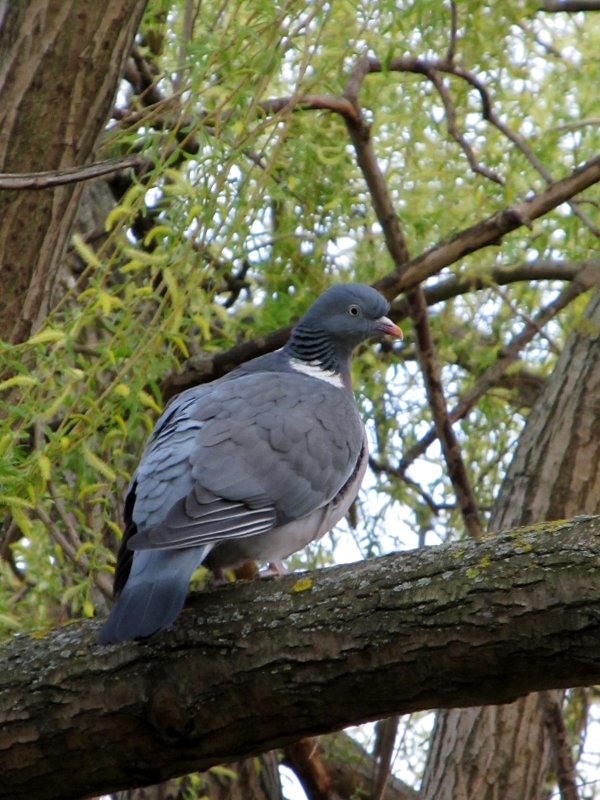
xmin=421 ymin=286 xmax=600 ymax=799
xmin=0 ymin=0 xmax=147 ymax=343
xmin=3 ymin=516 xmax=600 ymax=800
xmin=489 ymin=289 xmax=600 ymax=529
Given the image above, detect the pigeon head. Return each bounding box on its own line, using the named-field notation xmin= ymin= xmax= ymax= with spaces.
xmin=285 ymin=284 xmax=402 ymax=379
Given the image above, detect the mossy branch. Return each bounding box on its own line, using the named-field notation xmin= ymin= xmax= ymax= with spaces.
xmin=3 ymin=515 xmax=600 ymax=799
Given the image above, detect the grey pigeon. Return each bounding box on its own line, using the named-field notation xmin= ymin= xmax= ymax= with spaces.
xmin=98 ymin=284 xmax=401 ymax=644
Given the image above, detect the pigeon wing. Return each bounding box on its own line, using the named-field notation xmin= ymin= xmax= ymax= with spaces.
xmin=128 ymin=369 xmax=364 ymax=552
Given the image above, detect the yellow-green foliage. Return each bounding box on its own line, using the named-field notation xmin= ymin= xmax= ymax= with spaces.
xmin=1 ymin=0 xmax=599 ymax=639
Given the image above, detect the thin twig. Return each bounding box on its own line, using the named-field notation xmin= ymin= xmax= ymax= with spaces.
xmin=493 ymin=284 xmax=561 ymax=355
xmin=280 ymin=4 xmax=325 ymax=52
xmin=48 ymin=484 xmax=86 ymax=556
xmin=175 ymin=0 xmax=195 ymax=91
xmin=35 ymin=504 xmax=79 ymax=562
xmin=34 ymin=501 xmax=113 ymax=600
xmin=0 ymin=155 xmax=143 ymax=190
xmin=446 ymin=1 xmax=458 ymax=65
xmin=556 ymin=118 xmax=600 ymax=132
xmin=369 ymin=457 xmax=446 ymax=515
xmin=427 ymin=67 xmax=504 ymax=185
xmin=515 ymin=20 xmax=563 ymax=60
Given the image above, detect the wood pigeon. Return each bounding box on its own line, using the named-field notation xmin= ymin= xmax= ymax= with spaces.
xmin=98 ymin=284 xmax=402 ymax=644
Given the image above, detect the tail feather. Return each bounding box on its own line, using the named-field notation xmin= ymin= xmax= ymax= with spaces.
xmin=98 ymin=546 xmax=209 ymax=645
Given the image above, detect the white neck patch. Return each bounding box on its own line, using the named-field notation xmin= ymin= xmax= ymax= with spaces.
xmin=289 ymin=358 xmax=344 ymax=389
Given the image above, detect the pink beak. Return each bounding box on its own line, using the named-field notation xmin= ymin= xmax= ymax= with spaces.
xmin=375 ymin=315 xmax=403 ymax=339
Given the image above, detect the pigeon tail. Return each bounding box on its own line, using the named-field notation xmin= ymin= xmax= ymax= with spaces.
xmin=97 ymin=545 xmax=209 ymax=644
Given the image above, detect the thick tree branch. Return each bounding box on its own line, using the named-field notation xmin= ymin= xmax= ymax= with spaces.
xmin=375 ymin=155 xmax=600 ymax=300
xmin=284 ymin=738 xmax=341 ymax=800
xmin=161 ymin=326 xmax=292 ymax=399
xmin=404 ymin=287 xmax=484 ymax=538
xmin=4 ymin=516 xmax=600 ymax=800
xmin=391 ymin=259 xmax=600 ymax=314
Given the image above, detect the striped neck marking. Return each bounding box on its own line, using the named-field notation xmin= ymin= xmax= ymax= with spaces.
xmin=289 ymin=358 xmax=344 ymax=389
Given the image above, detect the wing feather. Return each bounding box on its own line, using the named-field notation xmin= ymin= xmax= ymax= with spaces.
xmin=129 ymin=369 xmax=364 ymax=552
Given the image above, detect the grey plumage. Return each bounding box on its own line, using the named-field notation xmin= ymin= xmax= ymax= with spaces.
xmin=98 ymin=283 xmax=401 ymax=644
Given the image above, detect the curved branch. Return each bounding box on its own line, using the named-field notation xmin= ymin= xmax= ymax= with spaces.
xmin=284 ymin=732 xmax=419 ymax=800
xmin=393 ymin=258 xmax=600 ymax=312
xmin=426 ymin=67 xmax=504 ymax=185
xmin=3 ymin=516 xmax=600 ymax=800
xmin=375 ymin=155 xmax=600 ymax=299
xmin=267 ymin=54 xmax=597 ymax=235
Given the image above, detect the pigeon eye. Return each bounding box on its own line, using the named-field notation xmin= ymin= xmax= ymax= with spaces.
xmin=348 ymin=304 xmax=360 ymax=317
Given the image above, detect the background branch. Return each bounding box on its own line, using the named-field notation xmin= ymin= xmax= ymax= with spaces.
xmin=343 ymin=59 xmax=483 ymax=539
xmin=541 ymin=1 xmax=600 ymax=10
xmin=375 ymin=155 xmax=600 ymax=299
xmin=397 ymin=264 xmax=600 ymax=475
xmin=541 ymin=691 xmax=581 ymax=800
xmin=0 ymin=156 xmax=143 ymax=190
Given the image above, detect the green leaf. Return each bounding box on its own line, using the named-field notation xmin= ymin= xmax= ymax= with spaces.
xmin=82 ymin=446 xmax=117 ymax=482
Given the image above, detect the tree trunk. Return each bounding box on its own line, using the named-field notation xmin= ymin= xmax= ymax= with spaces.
xmin=0 ymin=0 xmax=147 ymax=343
xmin=2 ymin=516 xmax=600 ymax=800
xmin=421 ymin=286 xmax=600 ymax=799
